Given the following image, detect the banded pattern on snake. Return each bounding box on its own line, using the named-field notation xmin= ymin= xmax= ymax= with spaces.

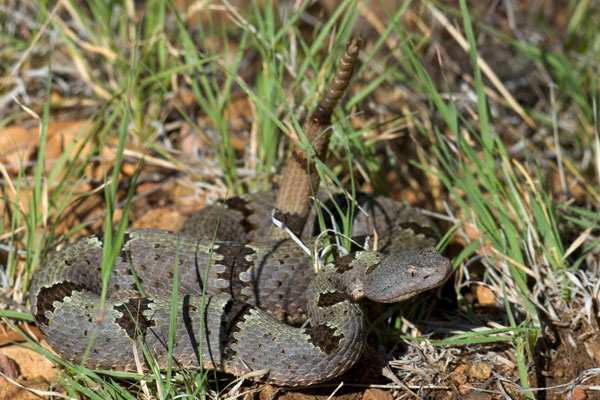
xmin=29 ymin=37 xmax=451 ymax=386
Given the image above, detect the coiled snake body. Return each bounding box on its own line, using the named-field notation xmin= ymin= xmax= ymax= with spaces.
xmin=29 ymin=193 xmax=450 ymax=386
xmin=29 ymin=38 xmax=451 ymax=386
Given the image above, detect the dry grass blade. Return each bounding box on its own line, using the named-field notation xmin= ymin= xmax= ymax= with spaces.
xmin=427 ymin=3 xmax=536 ymax=129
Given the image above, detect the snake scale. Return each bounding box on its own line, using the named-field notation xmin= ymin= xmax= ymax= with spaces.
xmin=29 ymin=38 xmax=451 ymax=386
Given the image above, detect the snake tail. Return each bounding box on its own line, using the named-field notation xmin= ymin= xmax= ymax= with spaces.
xmin=273 ymin=36 xmax=363 ymax=236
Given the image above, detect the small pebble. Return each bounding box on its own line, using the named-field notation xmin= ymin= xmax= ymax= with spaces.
xmin=469 ymin=361 xmax=492 ymax=381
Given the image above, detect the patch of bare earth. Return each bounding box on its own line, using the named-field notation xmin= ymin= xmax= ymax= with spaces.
xmin=533 ymin=310 xmax=600 ymax=400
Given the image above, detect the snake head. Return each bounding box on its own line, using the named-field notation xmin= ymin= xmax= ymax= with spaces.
xmin=361 ymin=247 xmax=452 ymax=303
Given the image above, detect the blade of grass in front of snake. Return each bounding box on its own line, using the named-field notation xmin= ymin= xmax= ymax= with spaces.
xmin=195 ymin=190 xmax=232 ymax=388
xmin=78 ymin=98 xmax=142 ymax=373
xmin=23 ymin=57 xmax=52 ymax=293
xmin=164 ymin=232 xmax=181 ymax=393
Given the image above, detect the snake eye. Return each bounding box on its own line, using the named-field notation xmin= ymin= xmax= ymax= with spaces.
xmin=407 ymin=265 xmax=418 ymax=278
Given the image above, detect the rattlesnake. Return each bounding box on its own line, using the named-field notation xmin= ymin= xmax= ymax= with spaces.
xmin=29 ymin=38 xmax=451 ymax=386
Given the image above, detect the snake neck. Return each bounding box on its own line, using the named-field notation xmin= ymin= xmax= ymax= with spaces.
xmin=302 ymin=252 xmax=374 ymax=326
xmin=323 ymin=251 xmax=385 ymax=300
